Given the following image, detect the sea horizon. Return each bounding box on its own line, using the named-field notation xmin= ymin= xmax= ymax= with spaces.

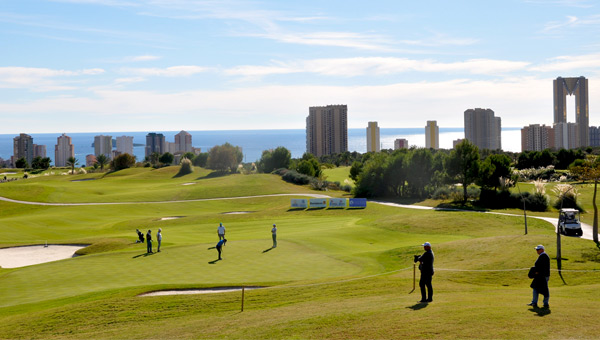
xmin=1 ymin=127 xmax=522 ymax=164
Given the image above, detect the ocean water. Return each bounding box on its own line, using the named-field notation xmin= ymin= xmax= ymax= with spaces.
xmin=0 ymin=128 xmax=521 ymax=164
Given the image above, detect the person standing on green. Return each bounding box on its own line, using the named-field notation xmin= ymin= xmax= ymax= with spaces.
xmin=271 ymin=224 xmax=277 ymax=248
xmin=146 ymin=230 xmax=153 ymax=254
xmin=157 ymin=228 xmax=162 ymax=252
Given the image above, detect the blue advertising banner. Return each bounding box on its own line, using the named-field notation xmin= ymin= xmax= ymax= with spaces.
xmin=348 ymin=198 xmax=367 ymax=208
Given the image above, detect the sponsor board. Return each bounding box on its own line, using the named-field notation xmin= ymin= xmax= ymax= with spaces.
xmin=348 ymin=198 xmax=367 ymax=208
xmin=309 ymin=198 xmax=327 ymax=208
xmin=328 ymin=198 xmax=347 ymax=208
xmin=290 ymin=199 xmax=308 ymax=208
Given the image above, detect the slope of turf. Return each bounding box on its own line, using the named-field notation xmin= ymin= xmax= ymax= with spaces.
xmin=0 ymin=169 xmax=599 ymax=339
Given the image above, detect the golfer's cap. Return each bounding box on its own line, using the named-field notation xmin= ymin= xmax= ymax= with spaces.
xmin=422 ymin=242 xmax=431 ymax=247
xmin=535 ymin=245 xmax=545 ymax=250
xmin=158 ymin=228 xmax=162 ymax=232
xmin=219 ymin=223 xmax=222 ymax=226
xmin=273 ymin=224 xmax=276 ymax=226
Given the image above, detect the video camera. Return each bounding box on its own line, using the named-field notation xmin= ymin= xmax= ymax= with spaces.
xmin=413 ymin=255 xmax=420 ymax=263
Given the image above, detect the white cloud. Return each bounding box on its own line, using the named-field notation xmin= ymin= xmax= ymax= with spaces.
xmin=225 ymin=57 xmax=530 ymax=77
xmin=121 ymin=66 xmax=210 ymax=77
xmin=530 ymin=53 xmax=600 ymax=72
xmin=0 ymin=67 xmax=105 ymax=89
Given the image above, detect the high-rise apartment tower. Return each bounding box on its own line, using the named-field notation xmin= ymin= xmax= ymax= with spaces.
xmin=306 ymin=105 xmax=348 ymax=157
xmin=145 ymin=133 xmax=166 ymax=158
xmin=425 ymin=121 xmax=439 ymax=149
xmin=55 ymin=133 xmax=74 ymax=167
xmin=554 ymin=76 xmax=589 ymax=148
xmin=94 ymin=135 xmax=113 ymax=159
xmin=464 ymin=108 xmax=502 ymax=150
xmin=366 ymin=122 xmax=380 ymax=152
xmin=13 ymin=133 xmax=34 ymax=166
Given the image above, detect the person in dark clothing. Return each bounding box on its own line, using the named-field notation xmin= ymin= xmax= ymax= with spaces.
xmin=136 ymin=229 xmax=144 ymax=243
xmin=528 ymin=244 xmax=550 ymax=308
xmin=216 ymin=239 xmax=227 ymax=260
xmin=414 ymin=241 xmax=434 ymax=303
xmin=146 ymin=230 xmax=153 ymax=253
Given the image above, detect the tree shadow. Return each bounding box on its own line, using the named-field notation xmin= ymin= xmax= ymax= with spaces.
xmin=406 ymin=302 xmax=429 ymax=311
xmin=528 ymin=306 xmax=551 ymax=317
xmin=132 ymin=252 xmax=155 ymax=258
xmin=196 ymin=171 xmax=230 ymax=180
xmin=262 ymin=247 xmax=274 ymax=253
xmin=595 ymin=241 xmax=600 ymax=250
xmin=208 ymin=259 xmax=222 ymax=264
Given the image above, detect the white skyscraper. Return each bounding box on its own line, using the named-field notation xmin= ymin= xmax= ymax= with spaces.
xmin=116 ymin=136 xmax=134 ymax=155
xmin=425 ymin=121 xmax=439 ymax=149
xmin=55 ymin=133 xmax=74 ymax=167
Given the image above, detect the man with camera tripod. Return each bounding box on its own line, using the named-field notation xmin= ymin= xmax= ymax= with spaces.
xmin=414 ymin=242 xmax=435 ymax=303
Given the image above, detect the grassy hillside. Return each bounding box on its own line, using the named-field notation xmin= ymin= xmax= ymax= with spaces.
xmin=0 ymin=168 xmax=599 ymax=339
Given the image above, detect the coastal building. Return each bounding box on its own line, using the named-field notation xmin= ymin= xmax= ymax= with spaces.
xmin=554 ymin=122 xmax=579 ymax=150
xmin=116 ymin=136 xmax=134 ymax=155
xmin=94 ymin=135 xmax=113 ymax=159
xmin=464 ymin=108 xmax=501 ymax=150
xmin=394 ymin=138 xmax=409 ymax=149
xmin=425 ymin=121 xmax=439 ymax=149
xmin=145 ymin=133 xmax=166 ymax=158
xmin=554 ymin=76 xmax=589 ymax=148
xmin=590 ymin=126 xmax=600 ymax=147
xmin=453 ymin=139 xmax=465 ymax=148
xmin=13 ymin=133 xmax=34 ymax=166
xmin=306 ymin=105 xmax=348 ymax=157
xmin=86 ymin=154 xmax=97 ymax=167
xmin=521 ymin=124 xmax=554 ymax=152
xmin=366 ymin=122 xmax=380 ymax=152
xmin=174 ymin=130 xmax=193 ymax=153
xmin=33 ymin=144 xmax=46 ymax=159
xmin=165 ymin=142 xmax=178 ymax=155
xmin=55 ymin=133 xmax=74 ymax=167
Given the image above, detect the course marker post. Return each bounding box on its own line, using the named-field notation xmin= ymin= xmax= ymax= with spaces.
xmin=241 ymin=286 xmax=245 ymax=312
xmin=409 ymin=263 xmax=416 ymax=294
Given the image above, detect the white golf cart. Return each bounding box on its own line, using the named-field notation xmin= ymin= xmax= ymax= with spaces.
xmin=558 ymin=208 xmax=583 ymax=236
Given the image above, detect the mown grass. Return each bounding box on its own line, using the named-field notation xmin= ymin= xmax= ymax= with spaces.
xmin=0 ymin=169 xmax=599 ymax=339
xmin=322 ymin=166 xmax=354 ymax=187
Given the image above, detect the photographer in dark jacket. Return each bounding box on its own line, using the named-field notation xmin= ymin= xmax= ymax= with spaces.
xmin=414 ymin=242 xmax=435 ymax=303
xmin=528 ymin=245 xmax=550 ymax=308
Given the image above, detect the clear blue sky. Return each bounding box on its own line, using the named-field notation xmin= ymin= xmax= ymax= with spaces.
xmin=1 ymin=0 xmax=599 ymax=133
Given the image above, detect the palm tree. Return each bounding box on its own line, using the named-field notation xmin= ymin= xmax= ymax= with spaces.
xmin=95 ymin=154 xmax=109 ymax=171
xmin=66 ymin=156 xmax=78 ymax=174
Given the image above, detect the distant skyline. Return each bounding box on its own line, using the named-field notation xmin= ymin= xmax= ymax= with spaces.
xmin=1 ymin=0 xmax=600 ymax=133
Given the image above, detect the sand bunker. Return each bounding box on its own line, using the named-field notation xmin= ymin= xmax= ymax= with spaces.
xmin=0 ymin=244 xmax=86 ymax=268
xmin=139 ymin=286 xmax=264 ymax=297
xmin=160 ymin=216 xmax=184 ymax=220
xmin=222 ymin=211 xmax=254 ymax=215
xmin=182 ymin=183 xmax=196 ymax=186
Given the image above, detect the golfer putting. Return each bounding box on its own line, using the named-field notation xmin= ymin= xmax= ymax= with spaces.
xmin=216 ymin=238 xmax=227 ymax=260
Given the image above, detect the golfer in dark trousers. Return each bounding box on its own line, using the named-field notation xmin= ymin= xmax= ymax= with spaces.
xmin=415 ymin=242 xmax=434 ymax=303
xmin=146 ymin=230 xmax=153 ymax=253
xmin=528 ymin=244 xmax=550 ymax=308
xmin=216 ymin=239 xmax=227 ymax=260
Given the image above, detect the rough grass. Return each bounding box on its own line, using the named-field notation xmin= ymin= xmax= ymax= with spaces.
xmin=0 ymin=169 xmax=599 ymax=339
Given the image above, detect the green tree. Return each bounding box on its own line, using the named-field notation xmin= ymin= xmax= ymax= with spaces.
xmin=66 ymin=157 xmax=78 ymax=174
xmin=15 ymin=157 xmax=28 ymax=169
xmin=477 ymin=154 xmax=512 ymax=190
xmin=192 ymin=153 xmax=209 ymax=167
xmin=445 ymin=140 xmax=480 ymax=204
xmin=176 ymin=158 xmax=194 ymax=176
xmin=296 ymin=153 xmax=321 ymax=178
xmin=258 ymin=146 xmax=291 ymax=173
xmin=31 ymin=156 xmax=51 ymax=170
xmin=207 ymin=143 xmax=243 ymax=172
xmin=182 ymin=152 xmax=196 ymax=161
xmin=349 ymin=161 xmax=362 ymax=182
xmin=111 ymin=153 xmax=136 ymax=171
xmin=159 ymin=152 xmax=174 ymax=166
xmin=384 ymin=151 xmax=407 ymax=197
xmin=353 ymin=153 xmax=388 ymax=198
xmin=407 ymin=148 xmax=434 ymax=198
xmin=570 ymin=156 xmax=600 ymax=242
xmin=95 ymin=154 xmax=109 ymax=171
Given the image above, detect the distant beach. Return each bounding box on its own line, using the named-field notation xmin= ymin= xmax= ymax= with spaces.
xmin=0 ymin=128 xmax=521 ymax=164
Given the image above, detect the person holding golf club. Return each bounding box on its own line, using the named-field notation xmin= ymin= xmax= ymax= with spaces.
xmin=414 ymin=241 xmax=434 ymax=303
xmin=216 ymin=238 xmax=227 ymax=260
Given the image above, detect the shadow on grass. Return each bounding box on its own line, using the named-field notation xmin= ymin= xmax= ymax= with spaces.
xmin=529 ymin=306 xmax=551 ymax=317
xmin=207 ymin=246 xmax=216 ymax=250
xmin=596 ymin=241 xmax=600 ymax=250
xmin=196 ymin=171 xmax=230 ymax=180
xmin=434 ymin=202 xmax=488 ymax=212
xmin=287 ymin=208 xmax=307 ymax=212
xmin=132 ymin=252 xmax=156 ymax=258
xmin=208 ymin=259 xmax=222 ymax=264
xmin=262 ymin=247 xmax=274 ymax=253
xmin=406 ymin=302 xmax=429 ymax=310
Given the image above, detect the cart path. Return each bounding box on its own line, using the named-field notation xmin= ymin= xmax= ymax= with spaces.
xmin=0 ymin=193 xmax=330 ymax=206
xmin=372 ymin=201 xmax=598 ymax=241
xmin=1 ymin=193 xmax=597 ymax=240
